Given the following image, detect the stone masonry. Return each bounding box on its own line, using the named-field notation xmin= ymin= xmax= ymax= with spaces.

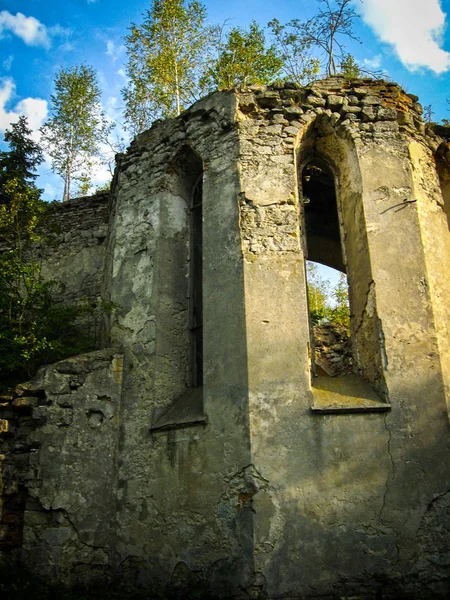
xmin=1 ymin=77 xmax=450 ymax=598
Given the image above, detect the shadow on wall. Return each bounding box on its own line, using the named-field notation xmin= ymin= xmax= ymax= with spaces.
xmin=252 ymin=371 xmax=450 ymax=599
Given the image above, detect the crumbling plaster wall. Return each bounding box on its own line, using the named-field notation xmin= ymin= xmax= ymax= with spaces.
xmin=100 ymin=79 xmax=450 ymax=596
xmin=234 ymin=79 xmax=450 ymax=598
xmin=102 ymin=91 xmax=256 ymax=596
xmin=2 ymin=79 xmax=450 ymax=598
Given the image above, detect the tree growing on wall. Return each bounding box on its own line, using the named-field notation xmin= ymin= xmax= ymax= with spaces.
xmin=40 ymin=65 xmax=112 ymax=201
xmin=268 ymin=18 xmax=320 ymax=85
xmin=339 ymin=53 xmax=360 ymax=78
xmin=303 ymin=0 xmax=360 ymax=77
xmin=203 ymin=21 xmax=283 ymax=90
xmin=270 ymin=0 xmax=360 ymax=81
xmin=0 ymin=116 xmax=43 ymax=206
xmin=122 ymin=0 xmax=213 ymax=134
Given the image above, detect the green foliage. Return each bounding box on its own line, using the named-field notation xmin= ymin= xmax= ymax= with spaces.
xmin=203 ymin=21 xmax=283 ymax=90
xmin=268 ymin=18 xmax=320 ymax=85
xmin=328 ymin=272 xmax=350 ymax=328
xmin=339 ymin=53 xmax=360 ymax=78
xmin=40 ymin=64 xmax=112 ymax=201
xmin=306 ymin=262 xmax=350 ymax=330
xmin=0 ymin=129 xmax=111 ymax=389
xmin=306 ymin=261 xmax=330 ymax=324
xmin=0 ymin=180 xmax=96 ymax=389
xmin=270 ymin=0 xmax=360 ymax=81
xmin=303 ymin=0 xmax=360 ymax=77
xmin=0 ymin=116 xmax=43 ymax=206
xmin=122 ymin=0 xmax=213 ymax=134
xmin=95 ymin=181 xmax=112 ymax=193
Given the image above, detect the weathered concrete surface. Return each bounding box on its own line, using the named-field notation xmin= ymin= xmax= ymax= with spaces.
xmin=2 ymin=78 xmax=450 ymax=598
xmin=102 ymin=91 xmax=254 ymax=597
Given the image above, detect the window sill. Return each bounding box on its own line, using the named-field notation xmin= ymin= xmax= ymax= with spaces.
xmin=150 ymin=387 xmax=207 ymax=432
xmin=310 ymin=374 xmax=391 ymax=414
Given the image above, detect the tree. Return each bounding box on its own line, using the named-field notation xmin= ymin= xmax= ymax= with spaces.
xmin=328 ymin=272 xmax=350 ymax=329
xmin=306 ymin=262 xmax=350 ymax=331
xmin=0 ymin=177 xmax=97 ymax=386
xmin=203 ymin=21 xmax=283 ymax=90
xmin=122 ymin=0 xmax=213 ymax=134
xmin=339 ymin=53 xmax=360 ymax=78
xmin=268 ymin=18 xmax=320 ymax=85
xmin=303 ymin=0 xmax=360 ymax=77
xmin=0 ymin=116 xmax=43 ymax=205
xmin=424 ymin=104 xmax=435 ymax=124
xmin=40 ymin=65 xmax=112 ymax=201
xmin=306 ymin=261 xmax=330 ymax=324
xmin=0 ymin=115 xmax=105 ymax=387
xmin=441 ymin=98 xmax=450 ymax=126
xmin=270 ymin=0 xmax=360 ymax=81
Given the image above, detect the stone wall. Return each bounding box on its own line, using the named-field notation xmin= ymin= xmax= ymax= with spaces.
xmin=37 ymin=191 xmax=110 ymax=304
xmin=1 ymin=78 xmax=450 ymax=599
xmin=0 ymin=349 xmax=123 ymax=586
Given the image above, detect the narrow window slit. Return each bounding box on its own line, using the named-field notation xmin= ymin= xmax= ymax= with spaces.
xmin=189 ymin=175 xmax=203 ymax=387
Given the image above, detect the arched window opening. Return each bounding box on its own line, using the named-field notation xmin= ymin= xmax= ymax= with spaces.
xmin=301 ymin=160 xmax=352 ymax=380
xmin=168 ymin=145 xmax=203 ymax=391
xmin=150 ymin=146 xmax=205 ymax=432
xmin=297 ymin=118 xmax=387 ymax=406
xmin=190 ymin=175 xmax=203 ymax=387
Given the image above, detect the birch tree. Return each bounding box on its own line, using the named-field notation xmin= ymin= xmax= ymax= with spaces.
xmin=122 ymin=0 xmax=213 ymax=134
xmin=40 ymin=65 xmax=111 ymax=201
xmin=202 ymin=21 xmax=283 ymax=90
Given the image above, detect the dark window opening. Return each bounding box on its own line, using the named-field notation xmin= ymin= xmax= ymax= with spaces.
xmin=302 ymin=160 xmax=345 ymax=273
xmin=189 ymin=175 xmax=203 ymax=387
xmin=302 ymin=161 xmax=351 ymax=379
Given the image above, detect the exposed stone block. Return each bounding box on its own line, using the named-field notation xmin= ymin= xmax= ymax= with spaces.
xmin=327 ymin=94 xmax=346 ymax=110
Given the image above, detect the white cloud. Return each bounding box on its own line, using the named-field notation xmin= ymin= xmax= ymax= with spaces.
xmin=356 ymin=0 xmax=450 ymax=73
xmin=106 ymin=39 xmax=125 ymax=62
xmin=363 ymin=54 xmax=382 ymax=70
xmin=0 ymin=77 xmax=47 ymax=135
xmin=0 ymin=11 xmax=71 ymax=50
xmin=15 ymin=97 xmax=48 ymax=131
xmin=48 ymin=24 xmax=72 ymax=38
xmin=0 ymin=11 xmax=50 ymax=48
xmin=116 ymin=68 xmax=127 ymax=80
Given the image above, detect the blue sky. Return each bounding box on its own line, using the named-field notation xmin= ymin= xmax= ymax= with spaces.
xmin=1 ymin=0 xmax=450 ymax=203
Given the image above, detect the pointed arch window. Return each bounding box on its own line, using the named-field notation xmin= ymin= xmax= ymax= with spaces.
xmin=299 ymin=152 xmax=389 ymax=413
